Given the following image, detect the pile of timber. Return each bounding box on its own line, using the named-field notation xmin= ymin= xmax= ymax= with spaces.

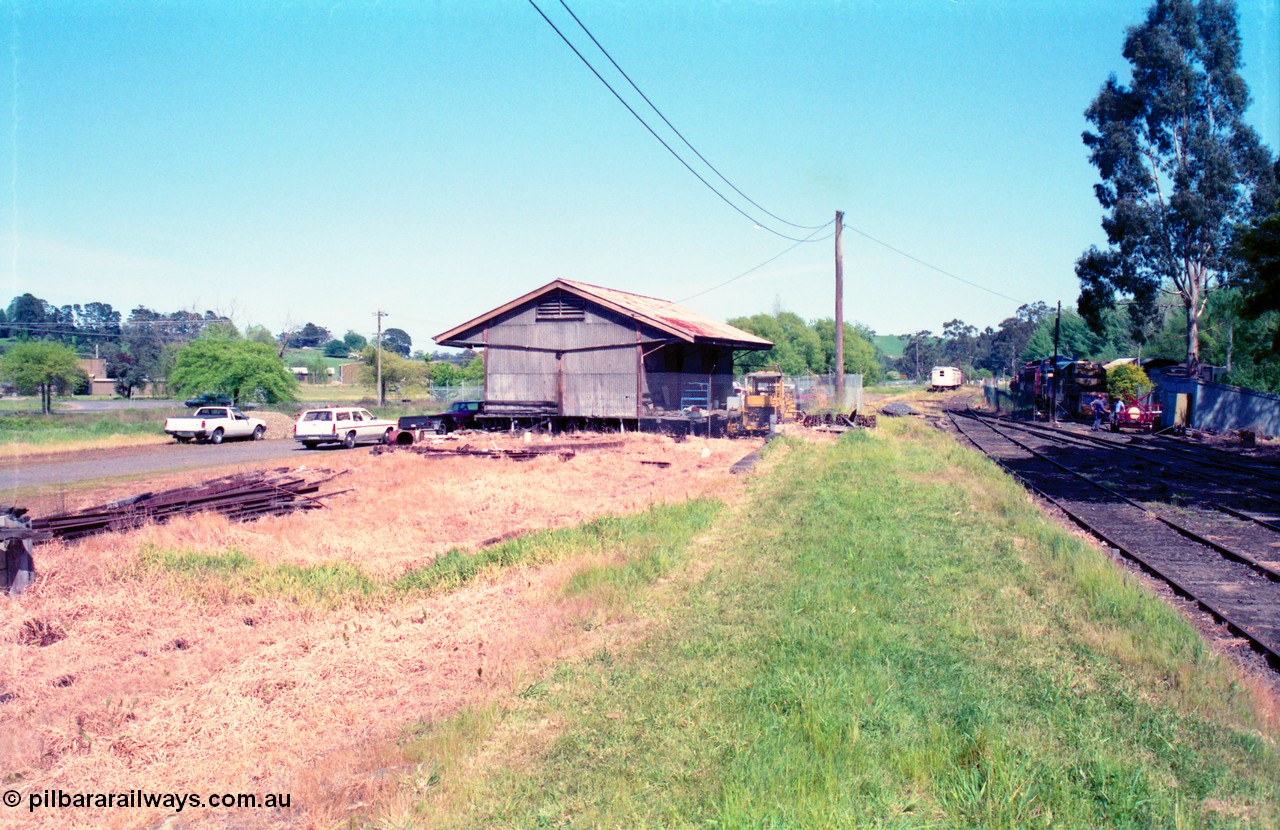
xmin=375 ymin=439 xmax=626 ymax=462
xmin=29 ymin=468 xmax=350 ymax=542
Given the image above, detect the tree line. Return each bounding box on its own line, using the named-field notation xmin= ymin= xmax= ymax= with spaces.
xmin=0 ymin=292 xmax=492 ymax=409
xmin=731 ymin=284 xmax=1277 ymax=394
xmin=0 ymin=293 xmax=471 ymax=396
xmin=6 ymin=281 xmax=1276 ymax=410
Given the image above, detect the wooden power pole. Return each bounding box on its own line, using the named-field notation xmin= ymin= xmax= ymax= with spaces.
xmin=375 ymin=310 xmax=388 ymax=407
xmin=834 ymin=210 xmax=845 ymax=411
xmin=1050 ymin=301 xmax=1061 ymax=424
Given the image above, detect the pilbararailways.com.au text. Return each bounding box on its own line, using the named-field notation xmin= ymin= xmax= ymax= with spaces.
xmin=5 ymin=789 xmax=292 ymax=812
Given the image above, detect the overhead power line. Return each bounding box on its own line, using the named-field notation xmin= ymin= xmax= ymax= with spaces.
xmin=676 ymin=221 xmax=836 ymax=305
xmin=527 ymin=0 xmax=824 ymax=243
xmin=530 ymin=1 xmax=1026 ymax=311
xmin=556 ymin=0 xmax=826 ymax=232
xmin=841 ymin=221 xmax=1027 ymax=305
xmin=672 ymin=218 xmax=1023 ymax=313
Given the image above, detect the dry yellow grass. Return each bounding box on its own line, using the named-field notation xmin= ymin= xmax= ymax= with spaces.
xmin=0 ymin=432 xmax=755 ymax=829
xmin=0 ymin=434 xmax=172 ymax=461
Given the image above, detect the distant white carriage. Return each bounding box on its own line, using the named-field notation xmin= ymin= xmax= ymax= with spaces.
xmin=928 ymin=366 xmax=964 ymax=392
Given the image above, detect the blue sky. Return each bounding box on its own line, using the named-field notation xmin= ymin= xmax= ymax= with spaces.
xmin=3 ymin=0 xmax=1278 ymax=352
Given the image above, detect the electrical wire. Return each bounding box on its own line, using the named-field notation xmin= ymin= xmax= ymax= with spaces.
xmin=527 ymin=0 xmax=821 ymax=243
xmin=557 ymin=0 xmax=826 ymax=232
xmin=841 ymin=222 xmax=1027 ymax=305
xmin=674 ymin=222 xmax=836 ymax=305
xmin=531 ymin=1 xmax=1028 ymax=309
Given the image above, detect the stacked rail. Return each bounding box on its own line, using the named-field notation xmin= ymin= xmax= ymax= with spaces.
xmin=29 ymin=468 xmax=349 ymax=542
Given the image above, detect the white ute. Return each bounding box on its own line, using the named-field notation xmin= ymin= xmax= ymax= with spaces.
xmin=164 ymin=406 xmax=267 ymax=444
xmin=293 ymin=407 xmax=396 ymax=449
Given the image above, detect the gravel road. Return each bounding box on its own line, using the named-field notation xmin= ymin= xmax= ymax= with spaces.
xmin=0 ymin=438 xmax=327 ymax=493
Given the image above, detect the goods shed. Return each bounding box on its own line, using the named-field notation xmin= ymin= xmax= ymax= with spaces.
xmin=435 ymin=279 xmax=772 ymax=426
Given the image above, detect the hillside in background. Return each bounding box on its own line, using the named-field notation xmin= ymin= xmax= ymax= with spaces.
xmin=873 ymin=334 xmax=906 ymax=359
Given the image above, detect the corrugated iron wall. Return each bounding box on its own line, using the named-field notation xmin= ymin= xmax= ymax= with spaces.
xmin=1156 ymin=374 xmax=1280 ymax=438
xmin=483 ymin=302 xmax=648 ymax=418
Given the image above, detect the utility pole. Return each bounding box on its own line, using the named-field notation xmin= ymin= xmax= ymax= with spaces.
xmin=1223 ymin=318 xmax=1233 ymax=371
xmin=834 ymin=210 xmax=845 ymax=411
xmin=374 ymin=310 xmax=388 ymax=408
xmin=1051 ymin=301 xmax=1061 ymax=424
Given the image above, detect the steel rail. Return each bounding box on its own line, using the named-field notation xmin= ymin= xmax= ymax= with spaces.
xmin=1003 ymin=413 xmax=1280 ymax=491
xmin=30 ymin=469 xmax=346 ymax=542
xmin=969 ymin=409 xmax=1280 ymax=532
xmin=947 ymin=411 xmax=1280 ymax=667
xmin=958 ymin=411 xmax=1280 ymax=581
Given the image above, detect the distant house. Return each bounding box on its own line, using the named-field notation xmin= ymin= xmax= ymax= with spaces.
xmin=78 ymin=358 xmax=117 ymax=396
xmin=75 ymin=358 xmax=161 ymax=397
xmin=339 ymin=362 xmax=362 ymax=385
xmin=434 ymin=279 xmax=772 ymax=421
xmin=290 ymin=366 xmax=340 ymax=385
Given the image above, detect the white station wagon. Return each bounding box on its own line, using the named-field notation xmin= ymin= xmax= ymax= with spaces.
xmin=293 ymin=407 xmax=397 ymax=450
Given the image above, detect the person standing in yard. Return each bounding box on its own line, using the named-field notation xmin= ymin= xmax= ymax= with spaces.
xmin=1091 ymin=398 xmax=1107 ymax=431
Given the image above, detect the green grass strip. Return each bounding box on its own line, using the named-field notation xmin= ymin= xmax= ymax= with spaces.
xmin=0 ymin=412 xmax=165 ymax=445
xmin=133 ymin=499 xmax=723 ymax=608
xmin=407 ymin=423 xmax=1279 ymax=829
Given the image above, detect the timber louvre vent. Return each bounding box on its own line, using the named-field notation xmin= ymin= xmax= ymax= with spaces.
xmin=535 ymin=292 xmax=585 ymax=322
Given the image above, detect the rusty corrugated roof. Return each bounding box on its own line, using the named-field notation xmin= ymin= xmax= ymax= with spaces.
xmin=435 ymin=279 xmax=773 ymax=350
xmin=559 ymin=280 xmax=772 ymax=348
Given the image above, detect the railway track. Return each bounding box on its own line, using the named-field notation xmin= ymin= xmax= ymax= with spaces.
xmin=985 ymin=415 xmax=1280 ymax=497
xmin=947 ymin=409 xmax=1280 ymax=668
xmin=975 ymin=415 xmax=1280 ymax=534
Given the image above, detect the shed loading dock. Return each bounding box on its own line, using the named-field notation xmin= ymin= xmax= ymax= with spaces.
xmin=435 ymin=279 xmax=773 ymax=431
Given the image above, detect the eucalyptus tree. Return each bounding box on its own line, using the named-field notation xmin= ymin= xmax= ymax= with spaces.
xmin=1075 ymin=0 xmax=1277 ymax=371
xmin=1236 ymin=198 xmax=1280 ymax=347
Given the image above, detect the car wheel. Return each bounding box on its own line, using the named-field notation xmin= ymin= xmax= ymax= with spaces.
xmin=252 ymin=425 xmax=265 ymax=441
xmin=342 ymin=431 xmax=357 ymax=449
xmin=210 ymin=428 xmax=224 ymax=445
xmin=383 ymin=428 xmax=393 ymax=445
xmin=302 ymin=441 xmax=319 ymax=450
xmin=176 ymin=436 xmax=192 ymax=444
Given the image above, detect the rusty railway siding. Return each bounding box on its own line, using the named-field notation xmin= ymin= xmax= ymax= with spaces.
xmin=947 ymin=411 xmax=1280 ymax=668
xmin=964 ymin=414 xmax=1280 ymax=583
xmin=1145 ymin=431 xmax=1280 ymax=489
xmin=975 ymin=413 xmax=1280 ymax=534
xmin=1065 ymin=420 xmax=1280 ymax=502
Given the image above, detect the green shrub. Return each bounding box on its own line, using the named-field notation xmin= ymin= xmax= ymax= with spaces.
xmin=1106 ymin=363 xmax=1152 ymax=401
